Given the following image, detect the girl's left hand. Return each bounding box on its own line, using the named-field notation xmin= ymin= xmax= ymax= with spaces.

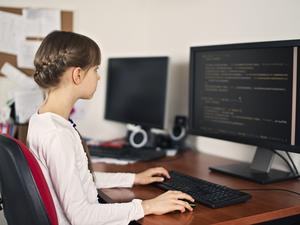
xmin=134 ymin=167 xmax=170 ymax=185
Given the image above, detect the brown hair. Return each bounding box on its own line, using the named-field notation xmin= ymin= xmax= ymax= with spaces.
xmin=34 ymin=30 xmax=101 ymax=89
xmin=34 ymin=31 xmax=101 ymax=174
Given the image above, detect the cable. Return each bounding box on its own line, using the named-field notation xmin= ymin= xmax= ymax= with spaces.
xmin=239 ymin=188 xmax=300 ymax=196
xmin=268 ymin=149 xmax=296 ymax=175
xmin=0 ymin=197 xmax=2 ymax=210
xmin=285 ymin=151 xmax=299 ymax=175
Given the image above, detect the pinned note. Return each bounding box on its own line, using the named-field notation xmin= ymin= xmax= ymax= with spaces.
xmin=23 ymin=8 xmax=61 ymax=38
xmin=0 ymin=11 xmax=25 ymax=55
xmin=17 ymin=40 xmax=41 ymax=69
xmin=0 ymin=62 xmax=38 ymax=89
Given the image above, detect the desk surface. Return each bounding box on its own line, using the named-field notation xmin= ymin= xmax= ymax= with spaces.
xmin=93 ymin=150 xmax=300 ymax=225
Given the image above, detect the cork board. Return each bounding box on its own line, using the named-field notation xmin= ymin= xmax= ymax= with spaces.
xmin=0 ymin=7 xmax=73 ymax=77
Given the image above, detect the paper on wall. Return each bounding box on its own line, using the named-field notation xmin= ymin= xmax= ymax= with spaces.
xmin=0 ymin=62 xmax=38 ymax=89
xmin=14 ymin=89 xmax=44 ymax=123
xmin=17 ymin=40 xmax=42 ymax=69
xmin=23 ymin=8 xmax=61 ymax=37
xmin=0 ymin=11 xmax=25 ymax=55
xmin=16 ymin=8 xmax=61 ymax=68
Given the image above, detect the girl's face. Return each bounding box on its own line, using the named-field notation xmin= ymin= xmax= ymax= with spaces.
xmin=81 ymin=65 xmax=100 ymax=99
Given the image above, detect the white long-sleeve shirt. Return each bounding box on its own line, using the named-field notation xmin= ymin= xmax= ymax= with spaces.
xmin=27 ymin=112 xmax=144 ymax=225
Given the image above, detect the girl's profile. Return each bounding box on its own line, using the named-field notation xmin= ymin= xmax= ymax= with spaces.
xmin=27 ymin=30 xmax=194 ymax=225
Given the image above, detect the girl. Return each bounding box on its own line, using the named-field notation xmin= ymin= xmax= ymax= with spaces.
xmin=27 ymin=30 xmax=194 ymax=225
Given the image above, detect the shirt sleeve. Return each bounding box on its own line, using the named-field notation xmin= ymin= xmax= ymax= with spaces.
xmin=94 ymin=172 xmax=135 ymax=188
xmin=43 ymin=130 xmax=144 ymax=225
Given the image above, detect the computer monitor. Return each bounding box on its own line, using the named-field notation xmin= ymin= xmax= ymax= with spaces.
xmin=189 ymin=40 xmax=300 ymax=184
xmin=105 ymin=57 xmax=168 ymax=129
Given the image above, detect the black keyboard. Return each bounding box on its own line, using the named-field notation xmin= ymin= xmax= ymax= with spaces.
xmin=88 ymin=145 xmax=166 ymax=161
xmin=155 ymin=170 xmax=251 ymax=208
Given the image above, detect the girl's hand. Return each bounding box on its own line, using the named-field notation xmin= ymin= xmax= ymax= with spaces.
xmin=134 ymin=167 xmax=170 ymax=185
xmin=142 ymin=190 xmax=195 ymax=215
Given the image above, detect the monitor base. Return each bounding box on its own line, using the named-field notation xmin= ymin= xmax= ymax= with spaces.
xmin=209 ymin=163 xmax=299 ymax=184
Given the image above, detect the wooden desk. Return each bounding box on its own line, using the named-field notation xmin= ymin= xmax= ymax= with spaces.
xmin=93 ymin=150 xmax=300 ymax=225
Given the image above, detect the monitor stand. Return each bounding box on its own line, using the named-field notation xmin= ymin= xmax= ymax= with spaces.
xmin=209 ymin=147 xmax=299 ymax=184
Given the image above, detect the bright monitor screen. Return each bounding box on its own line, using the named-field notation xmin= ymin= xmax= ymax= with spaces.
xmin=189 ymin=40 xmax=300 ymax=183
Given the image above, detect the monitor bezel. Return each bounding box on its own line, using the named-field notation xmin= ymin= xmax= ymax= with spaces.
xmin=105 ymin=56 xmax=169 ymax=129
xmin=189 ymin=39 xmax=300 ymax=153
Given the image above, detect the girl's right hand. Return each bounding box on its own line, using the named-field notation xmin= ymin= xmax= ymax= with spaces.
xmin=141 ymin=190 xmax=195 ymax=215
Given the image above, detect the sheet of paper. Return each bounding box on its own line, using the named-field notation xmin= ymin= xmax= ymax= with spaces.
xmin=17 ymin=40 xmax=42 ymax=69
xmin=91 ymin=156 xmax=137 ymax=165
xmin=14 ymin=89 xmax=44 ymax=123
xmin=0 ymin=11 xmax=25 ymax=55
xmin=23 ymin=8 xmax=61 ymax=37
xmin=0 ymin=62 xmax=38 ymax=89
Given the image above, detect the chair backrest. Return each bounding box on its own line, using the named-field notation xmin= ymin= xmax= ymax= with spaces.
xmin=0 ymin=134 xmax=58 ymax=225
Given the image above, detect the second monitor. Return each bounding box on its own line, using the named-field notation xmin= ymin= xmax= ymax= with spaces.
xmin=105 ymin=57 xmax=169 ymax=147
xmin=189 ymin=40 xmax=300 ymax=183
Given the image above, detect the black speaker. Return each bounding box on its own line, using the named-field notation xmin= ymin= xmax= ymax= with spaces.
xmin=170 ymin=115 xmax=187 ymax=147
xmin=155 ymin=134 xmax=172 ymax=149
xmin=127 ymin=126 xmax=157 ymax=148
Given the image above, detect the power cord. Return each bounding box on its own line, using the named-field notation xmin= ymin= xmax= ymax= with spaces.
xmin=285 ymin=151 xmax=299 ymax=175
xmin=268 ymin=149 xmax=297 ymax=175
xmin=0 ymin=197 xmax=3 ymax=210
xmin=239 ymin=188 xmax=300 ymax=196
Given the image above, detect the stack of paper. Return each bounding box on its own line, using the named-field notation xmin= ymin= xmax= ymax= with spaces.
xmin=0 ymin=62 xmax=44 ymax=123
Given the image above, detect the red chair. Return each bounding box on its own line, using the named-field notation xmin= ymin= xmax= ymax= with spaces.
xmin=0 ymin=134 xmax=58 ymax=225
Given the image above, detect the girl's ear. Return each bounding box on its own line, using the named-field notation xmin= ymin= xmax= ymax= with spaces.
xmin=72 ymin=67 xmax=84 ymax=85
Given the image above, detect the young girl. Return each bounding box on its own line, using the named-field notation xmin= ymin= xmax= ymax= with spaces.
xmin=27 ymin=30 xmax=194 ymax=225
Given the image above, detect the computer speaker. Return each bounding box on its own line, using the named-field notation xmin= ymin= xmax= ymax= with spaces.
xmin=127 ymin=125 xmax=152 ymax=148
xmin=170 ymin=115 xmax=187 ymax=146
xmin=129 ymin=130 xmax=147 ymax=148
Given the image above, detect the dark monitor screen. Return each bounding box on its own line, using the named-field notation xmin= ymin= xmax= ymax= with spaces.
xmin=189 ymin=40 xmax=300 ymax=183
xmin=105 ymin=57 xmax=168 ymax=129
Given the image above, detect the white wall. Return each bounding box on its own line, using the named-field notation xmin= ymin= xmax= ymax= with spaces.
xmin=1 ymin=0 xmax=300 ymax=171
